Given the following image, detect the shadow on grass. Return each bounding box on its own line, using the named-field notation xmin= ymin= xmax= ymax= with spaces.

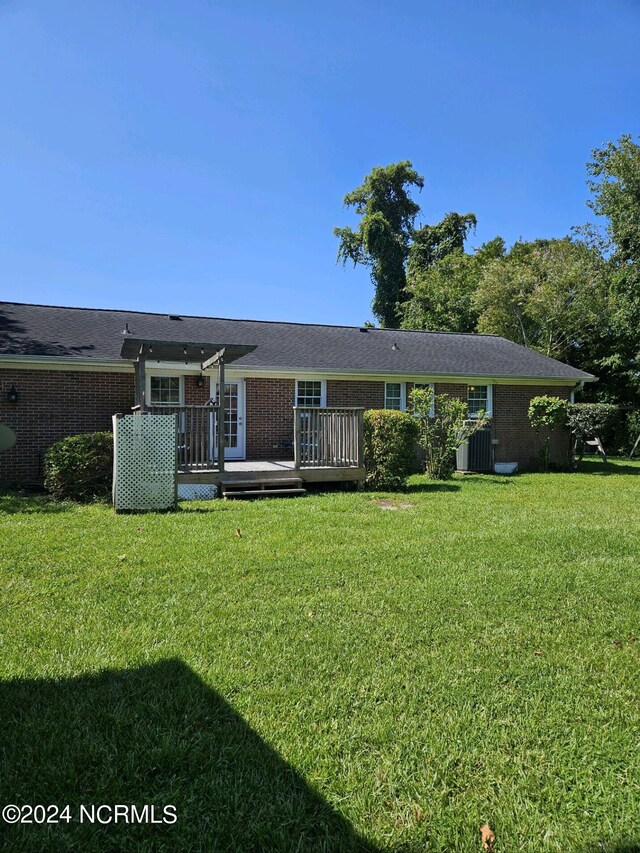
xmin=0 ymin=493 xmax=73 ymax=515
xmin=0 ymin=659 xmax=379 ymax=853
xmin=576 ymin=459 xmax=640 ymax=476
xmin=405 ymin=481 xmax=460 ymax=494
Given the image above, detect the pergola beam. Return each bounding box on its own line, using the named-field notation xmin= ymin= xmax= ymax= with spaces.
xmin=201 ymin=348 xmax=226 ymax=371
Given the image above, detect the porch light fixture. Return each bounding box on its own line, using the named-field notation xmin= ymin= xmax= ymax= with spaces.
xmin=196 ymin=374 xmax=205 ymax=388
xmin=7 ymin=385 xmax=18 ymax=403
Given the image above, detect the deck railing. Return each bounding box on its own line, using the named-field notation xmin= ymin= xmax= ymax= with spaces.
xmin=134 ymin=405 xmax=220 ymax=470
xmin=293 ymin=407 xmax=364 ymax=469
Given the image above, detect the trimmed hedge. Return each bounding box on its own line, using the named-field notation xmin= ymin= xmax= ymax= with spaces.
xmin=44 ymin=432 xmax=113 ymax=502
xmin=363 ymin=409 xmax=419 ymax=491
xmin=566 ymin=403 xmax=618 ymax=442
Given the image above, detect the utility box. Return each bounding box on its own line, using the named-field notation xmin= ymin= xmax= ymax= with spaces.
xmin=456 ymin=425 xmax=493 ymax=473
xmin=113 ymin=414 xmax=178 ymax=512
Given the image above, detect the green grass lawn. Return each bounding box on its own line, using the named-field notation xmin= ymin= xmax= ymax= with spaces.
xmin=1 ymin=460 xmax=639 ymax=852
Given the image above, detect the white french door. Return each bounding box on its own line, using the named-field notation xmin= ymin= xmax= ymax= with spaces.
xmin=211 ymin=378 xmax=245 ymax=460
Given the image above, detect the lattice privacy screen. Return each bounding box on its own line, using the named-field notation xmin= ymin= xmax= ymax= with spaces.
xmin=112 ymin=414 xmax=177 ymax=512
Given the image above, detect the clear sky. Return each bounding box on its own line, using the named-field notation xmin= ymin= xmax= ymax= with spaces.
xmin=1 ymin=0 xmax=638 ymax=325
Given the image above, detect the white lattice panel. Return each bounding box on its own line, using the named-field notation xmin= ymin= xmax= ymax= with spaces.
xmin=177 ymin=483 xmax=217 ymax=500
xmin=113 ymin=414 xmax=177 ymax=512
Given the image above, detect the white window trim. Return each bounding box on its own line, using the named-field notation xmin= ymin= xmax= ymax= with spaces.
xmin=384 ymin=381 xmax=406 ymax=411
xmin=146 ymin=373 xmax=185 ymax=406
xmin=467 ymin=383 xmax=493 ymax=418
xmin=295 ymin=378 xmax=327 ymax=408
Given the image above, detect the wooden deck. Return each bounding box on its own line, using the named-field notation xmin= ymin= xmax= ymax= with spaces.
xmin=177 ymin=460 xmax=366 ymax=485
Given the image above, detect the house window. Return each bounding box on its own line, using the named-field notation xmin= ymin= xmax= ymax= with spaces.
xmin=385 ymin=382 xmax=404 ymax=410
xmin=467 ymin=384 xmax=492 ymax=417
xmin=149 ymin=376 xmax=182 ymax=405
xmin=296 ymin=380 xmax=325 ymax=407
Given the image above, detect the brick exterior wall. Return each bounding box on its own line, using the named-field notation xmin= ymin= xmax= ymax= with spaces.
xmin=492 ymin=384 xmax=572 ymax=470
xmin=326 ymin=379 xmax=385 ymax=409
xmin=0 ymin=367 xmax=575 ymax=484
xmin=245 ymin=377 xmax=296 ymax=460
xmin=434 ymin=381 xmax=571 ymax=470
xmin=0 ymin=369 xmax=134 ymax=485
xmin=184 ymin=374 xmax=211 ymax=406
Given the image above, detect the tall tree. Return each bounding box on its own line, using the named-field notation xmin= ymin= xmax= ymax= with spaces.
xmin=334 ymin=162 xmax=424 ymax=327
xmin=406 ymin=211 xmax=477 ymax=276
xmin=401 ymin=236 xmax=504 ymax=333
xmin=588 ymin=135 xmax=640 ymax=267
xmin=586 ymin=135 xmax=640 ymax=401
xmin=474 ymin=238 xmax=611 ymax=373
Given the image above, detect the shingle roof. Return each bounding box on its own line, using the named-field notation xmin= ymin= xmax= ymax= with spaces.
xmin=0 ymin=302 xmax=594 ymax=381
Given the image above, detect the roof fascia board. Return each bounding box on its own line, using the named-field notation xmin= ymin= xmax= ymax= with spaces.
xmin=223 ymin=366 xmax=594 ymax=385
xmin=0 ymin=355 xmax=135 ymax=373
xmin=0 ymin=355 xmax=594 ymax=384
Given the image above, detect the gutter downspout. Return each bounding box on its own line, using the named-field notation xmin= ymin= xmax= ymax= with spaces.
xmin=570 ymin=380 xmax=585 ymax=404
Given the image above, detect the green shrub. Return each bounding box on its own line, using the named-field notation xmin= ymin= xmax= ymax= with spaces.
xmin=44 ymin=432 xmax=113 ymax=502
xmin=410 ymin=386 xmax=489 ymax=480
xmin=363 ymin=410 xmax=419 ymax=490
xmin=528 ymin=395 xmax=568 ymax=472
xmin=566 ymin=403 xmax=618 ymax=443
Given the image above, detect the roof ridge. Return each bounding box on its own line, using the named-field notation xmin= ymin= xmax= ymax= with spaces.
xmin=0 ymin=301 xmax=502 ymax=339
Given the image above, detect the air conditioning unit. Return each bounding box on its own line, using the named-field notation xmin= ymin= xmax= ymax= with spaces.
xmin=456 ymin=425 xmax=493 ymax=473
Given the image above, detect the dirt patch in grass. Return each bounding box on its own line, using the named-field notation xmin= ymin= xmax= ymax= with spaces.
xmin=371 ymin=499 xmax=415 ymax=510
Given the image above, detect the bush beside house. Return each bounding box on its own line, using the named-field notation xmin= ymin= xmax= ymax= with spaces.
xmin=44 ymin=432 xmax=113 ymax=502
xmin=363 ymin=410 xmax=418 ymax=490
xmin=410 ymin=386 xmax=490 ymax=480
xmin=528 ymin=396 xmax=569 ymax=471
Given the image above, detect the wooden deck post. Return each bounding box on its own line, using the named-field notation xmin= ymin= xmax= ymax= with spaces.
xmin=217 ymin=358 xmax=225 ymax=474
xmin=293 ymin=407 xmax=301 ymax=469
xmin=134 ymin=357 xmax=147 ymax=412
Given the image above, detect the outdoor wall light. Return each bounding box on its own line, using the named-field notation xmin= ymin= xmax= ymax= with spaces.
xmin=196 ymin=374 xmax=205 ymax=388
xmin=7 ymin=385 xmax=18 ymax=403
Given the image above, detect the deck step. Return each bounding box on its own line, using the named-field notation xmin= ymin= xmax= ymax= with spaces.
xmin=221 ymin=477 xmax=303 ymax=488
xmin=223 ymin=486 xmax=307 ymax=499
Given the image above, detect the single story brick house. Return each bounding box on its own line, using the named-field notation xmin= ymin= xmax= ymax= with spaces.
xmin=0 ymin=301 xmax=594 ymax=486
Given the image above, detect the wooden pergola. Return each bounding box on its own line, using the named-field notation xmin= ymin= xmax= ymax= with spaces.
xmin=120 ymin=338 xmax=256 ymax=472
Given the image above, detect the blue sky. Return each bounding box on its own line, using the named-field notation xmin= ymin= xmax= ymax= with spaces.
xmin=1 ymin=0 xmax=639 ymax=325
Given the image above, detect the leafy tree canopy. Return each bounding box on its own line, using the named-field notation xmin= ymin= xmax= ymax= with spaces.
xmin=586 ymin=135 xmax=640 ymax=400
xmin=588 ymin=134 xmax=640 ymax=267
xmin=335 ymin=163 xmax=477 ymax=327
xmin=474 ymin=238 xmax=611 ymax=366
xmin=406 ymin=212 xmax=477 ymax=276
xmin=401 ymin=236 xmax=505 ymax=333
xmin=334 ymin=161 xmax=424 ymax=328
